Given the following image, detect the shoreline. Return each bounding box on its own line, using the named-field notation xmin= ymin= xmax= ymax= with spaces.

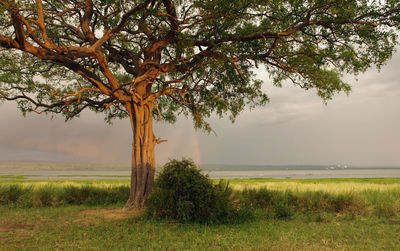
xmin=1 ymin=161 xmax=399 ymax=180
xmin=1 ymin=168 xmax=400 ymax=180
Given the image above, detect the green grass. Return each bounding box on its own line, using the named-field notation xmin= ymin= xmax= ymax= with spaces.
xmin=0 ymin=175 xmax=28 ymax=180
xmin=0 ymin=179 xmax=130 ymax=185
xmin=226 ymin=178 xmax=400 ymax=195
xmin=227 ymin=177 xmax=400 ymax=184
xmin=1 ymin=178 xmax=400 ymax=250
xmin=1 ymin=206 xmax=399 ymax=250
xmin=56 ymin=175 xmax=130 ymax=178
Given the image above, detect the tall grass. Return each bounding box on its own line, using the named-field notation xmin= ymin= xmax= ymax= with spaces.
xmin=0 ymin=184 xmax=129 ymax=207
xmin=1 ymin=180 xmax=399 ymax=219
xmin=230 ymin=181 xmax=400 ymax=193
xmin=231 ymin=180 xmax=400 ymax=218
xmin=236 ymin=188 xmax=368 ymax=219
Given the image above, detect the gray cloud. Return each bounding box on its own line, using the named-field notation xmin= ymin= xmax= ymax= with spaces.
xmin=198 ymin=50 xmax=400 ymax=166
xmin=0 ymin=102 xmax=201 ymax=165
xmin=1 ymin=49 xmax=400 ymax=167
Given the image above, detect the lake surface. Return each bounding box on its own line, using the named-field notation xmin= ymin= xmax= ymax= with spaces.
xmin=1 ymin=163 xmax=400 ymax=180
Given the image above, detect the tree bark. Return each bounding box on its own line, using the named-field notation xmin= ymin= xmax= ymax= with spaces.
xmin=124 ymin=101 xmax=156 ymax=209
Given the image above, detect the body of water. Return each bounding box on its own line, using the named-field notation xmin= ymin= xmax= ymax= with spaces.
xmin=0 ymin=163 xmax=400 ymax=180
xmin=203 ymin=164 xmax=400 ymax=179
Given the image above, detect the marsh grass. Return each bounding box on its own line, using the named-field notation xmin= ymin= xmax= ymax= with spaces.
xmin=236 ymin=188 xmax=368 ymax=219
xmin=0 ymin=179 xmax=130 ymax=185
xmin=1 ymin=178 xmax=399 ymax=219
xmin=1 ymin=178 xmax=399 ymax=250
xmin=228 ymin=179 xmax=400 ymax=218
xmin=228 ymin=177 xmax=400 ymax=184
xmin=0 ymin=183 xmax=129 ymax=207
xmin=56 ymin=175 xmax=130 ymax=178
xmin=0 ymin=175 xmax=28 ymax=179
xmin=229 ymin=180 xmax=400 ymax=193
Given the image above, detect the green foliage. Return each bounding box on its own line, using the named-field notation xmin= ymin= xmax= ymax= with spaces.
xmin=1 ymin=1 xmax=400 ymax=131
xmin=145 ymin=159 xmax=239 ymax=223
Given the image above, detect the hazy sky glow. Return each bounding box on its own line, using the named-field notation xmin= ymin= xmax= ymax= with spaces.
xmin=1 ymin=50 xmax=400 ymax=167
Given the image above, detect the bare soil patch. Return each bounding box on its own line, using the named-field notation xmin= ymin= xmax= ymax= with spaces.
xmin=0 ymin=224 xmax=31 ymax=231
xmin=79 ymin=208 xmax=142 ymax=221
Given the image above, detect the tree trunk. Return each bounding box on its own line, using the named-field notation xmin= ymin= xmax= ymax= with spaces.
xmin=124 ymin=101 xmax=156 ymax=209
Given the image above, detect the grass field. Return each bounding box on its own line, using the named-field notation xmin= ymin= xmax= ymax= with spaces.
xmin=1 ymin=178 xmax=400 ymax=250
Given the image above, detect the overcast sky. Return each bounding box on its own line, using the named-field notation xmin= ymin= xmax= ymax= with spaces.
xmin=1 ymin=50 xmax=400 ymax=167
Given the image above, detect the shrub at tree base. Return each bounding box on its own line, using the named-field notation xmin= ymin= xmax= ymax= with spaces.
xmin=145 ymin=159 xmax=242 ymax=223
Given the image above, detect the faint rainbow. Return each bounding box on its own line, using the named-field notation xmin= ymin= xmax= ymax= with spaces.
xmin=190 ymin=127 xmax=202 ymax=167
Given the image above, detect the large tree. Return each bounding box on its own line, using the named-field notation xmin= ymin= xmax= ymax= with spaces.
xmin=1 ymin=0 xmax=399 ymax=208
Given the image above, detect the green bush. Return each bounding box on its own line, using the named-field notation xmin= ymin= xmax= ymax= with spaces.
xmin=145 ymin=159 xmax=239 ymax=223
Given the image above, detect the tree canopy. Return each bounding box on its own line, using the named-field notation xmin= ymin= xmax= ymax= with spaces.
xmin=1 ymin=0 xmax=400 ymax=208
xmin=1 ymin=0 xmax=399 ymax=131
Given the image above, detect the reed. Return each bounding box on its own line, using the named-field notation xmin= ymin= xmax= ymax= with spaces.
xmin=0 ymin=183 xmax=129 ymax=207
xmin=1 ymin=179 xmax=399 ymax=218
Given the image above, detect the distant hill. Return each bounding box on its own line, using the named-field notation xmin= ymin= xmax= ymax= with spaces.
xmin=0 ymin=161 xmax=130 ymax=171
xmin=200 ymin=164 xmax=400 ymax=171
xmin=1 ymin=161 xmax=398 ymax=172
xmin=200 ymin=164 xmax=332 ymax=171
